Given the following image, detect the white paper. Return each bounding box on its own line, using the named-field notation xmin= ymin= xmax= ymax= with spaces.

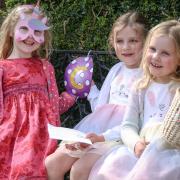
xmin=48 ymin=123 xmax=92 ymax=144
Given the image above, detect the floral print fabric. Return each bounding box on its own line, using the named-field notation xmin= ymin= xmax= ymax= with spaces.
xmin=0 ymin=58 xmax=75 ymax=179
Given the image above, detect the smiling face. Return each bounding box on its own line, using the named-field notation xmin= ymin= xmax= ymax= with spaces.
xmin=147 ymin=35 xmax=179 ymax=83
xmin=14 ymin=17 xmax=45 ymax=44
xmin=11 ymin=14 xmax=43 ymax=58
xmin=113 ymin=26 xmax=143 ymax=69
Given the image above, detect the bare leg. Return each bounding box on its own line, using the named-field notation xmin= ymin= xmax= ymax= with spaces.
xmin=45 ymin=148 xmax=78 ymax=180
xmin=70 ymin=153 xmax=102 ymax=180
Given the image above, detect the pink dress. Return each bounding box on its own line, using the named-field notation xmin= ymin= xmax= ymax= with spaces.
xmin=0 ymin=58 xmax=75 ymax=180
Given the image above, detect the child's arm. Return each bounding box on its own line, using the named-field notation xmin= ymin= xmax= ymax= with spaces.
xmin=88 ymin=62 xmax=122 ymax=111
xmin=85 ymin=132 xmax=105 ymax=143
xmin=121 ymin=88 xmax=143 ymax=152
xmin=102 ymin=125 xmax=121 ymax=142
xmin=59 ymin=92 xmax=76 ymax=115
xmin=42 ymin=60 xmax=76 ymax=115
xmin=134 ymin=137 xmax=149 ymax=157
xmin=87 ymin=81 xmax=100 ymax=111
xmin=65 ymin=133 xmax=105 ymax=151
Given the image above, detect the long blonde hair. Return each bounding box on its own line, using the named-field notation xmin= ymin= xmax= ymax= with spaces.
xmin=108 ymin=11 xmax=149 ymax=51
xmin=138 ymin=20 xmax=180 ymax=89
xmin=0 ymin=5 xmax=52 ymax=59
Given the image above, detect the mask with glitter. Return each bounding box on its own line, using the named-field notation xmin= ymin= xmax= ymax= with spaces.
xmin=14 ymin=1 xmax=49 ymax=44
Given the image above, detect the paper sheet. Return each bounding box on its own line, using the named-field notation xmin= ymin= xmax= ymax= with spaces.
xmin=48 ymin=123 xmax=92 ymax=144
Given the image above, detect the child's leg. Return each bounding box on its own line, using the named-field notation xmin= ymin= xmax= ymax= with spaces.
xmin=70 ymin=153 xmax=102 ymax=180
xmin=45 ymin=148 xmax=78 ymax=180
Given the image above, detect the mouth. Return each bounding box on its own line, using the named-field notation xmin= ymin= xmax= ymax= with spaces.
xmin=122 ymin=53 xmax=133 ymax=57
xmin=23 ymin=40 xmax=35 ymax=46
xmin=151 ymin=62 xmax=162 ymax=68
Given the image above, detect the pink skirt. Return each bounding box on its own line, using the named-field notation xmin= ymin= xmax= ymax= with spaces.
xmin=60 ymin=104 xmax=125 ymax=158
xmin=75 ymin=104 xmax=126 ymax=134
xmin=89 ymin=123 xmax=180 ymax=180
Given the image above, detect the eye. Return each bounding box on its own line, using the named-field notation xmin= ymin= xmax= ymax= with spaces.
xmin=129 ymin=39 xmax=138 ymax=43
xmin=161 ymin=51 xmax=170 ymax=56
xmin=116 ymin=39 xmax=123 ymax=44
xmin=19 ymin=26 xmax=28 ymax=33
xmin=34 ymin=30 xmax=43 ymax=36
xmin=149 ymin=46 xmax=156 ymax=52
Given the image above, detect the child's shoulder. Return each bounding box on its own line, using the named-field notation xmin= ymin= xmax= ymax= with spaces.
xmin=110 ymin=61 xmax=124 ymax=71
xmin=113 ymin=61 xmax=124 ymax=67
xmin=40 ymin=59 xmax=55 ymax=74
xmin=39 ymin=58 xmax=53 ymax=67
xmin=0 ymin=59 xmax=12 ymax=67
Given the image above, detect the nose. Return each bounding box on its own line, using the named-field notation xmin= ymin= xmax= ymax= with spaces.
xmin=27 ymin=34 xmax=35 ymax=42
xmin=28 ymin=34 xmax=33 ymax=38
xmin=122 ymin=42 xmax=130 ymax=50
xmin=152 ymin=52 xmax=159 ymax=60
xmin=27 ymin=30 xmax=34 ymax=39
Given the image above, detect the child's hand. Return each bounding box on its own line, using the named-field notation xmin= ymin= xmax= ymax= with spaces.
xmin=91 ymin=80 xmax=95 ymax=87
xmin=64 ymin=133 xmax=105 ymax=151
xmin=134 ymin=138 xmax=149 ymax=158
xmin=65 ymin=142 xmax=90 ymax=151
xmin=86 ymin=133 xmax=105 ymax=144
xmin=65 ymin=143 xmax=78 ymax=151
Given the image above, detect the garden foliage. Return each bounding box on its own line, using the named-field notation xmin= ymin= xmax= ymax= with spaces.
xmin=1 ymin=0 xmax=179 ymax=50
xmin=0 ymin=0 xmax=179 ymax=126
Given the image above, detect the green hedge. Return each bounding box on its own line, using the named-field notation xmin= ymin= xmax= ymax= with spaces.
xmin=0 ymin=0 xmax=179 ymax=126
xmin=1 ymin=0 xmax=179 ymax=51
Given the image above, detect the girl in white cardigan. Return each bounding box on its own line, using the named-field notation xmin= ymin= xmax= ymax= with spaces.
xmin=89 ymin=20 xmax=180 ymax=180
xmin=45 ymin=12 xmax=148 ymax=180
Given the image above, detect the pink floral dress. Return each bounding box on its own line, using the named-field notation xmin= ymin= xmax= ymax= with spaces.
xmin=0 ymin=58 xmax=75 ymax=180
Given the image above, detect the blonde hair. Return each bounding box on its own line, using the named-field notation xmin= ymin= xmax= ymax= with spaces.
xmin=138 ymin=20 xmax=180 ymax=89
xmin=108 ymin=11 xmax=148 ymax=51
xmin=0 ymin=5 xmax=52 ymax=59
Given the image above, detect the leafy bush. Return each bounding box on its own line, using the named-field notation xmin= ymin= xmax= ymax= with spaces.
xmin=1 ymin=0 xmax=179 ymax=126
xmin=1 ymin=0 xmax=180 ymax=51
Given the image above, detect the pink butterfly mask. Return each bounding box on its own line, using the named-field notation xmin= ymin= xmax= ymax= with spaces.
xmin=14 ymin=2 xmax=49 ymax=44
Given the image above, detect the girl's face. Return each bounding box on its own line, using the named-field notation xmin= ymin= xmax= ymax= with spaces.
xmin=147 ymin=35 xmax=179 ymax=83
xmin=11 ymin=15 xmax=42 ymax=58
xmin=113 ymin=26 xmax=143 ymax=69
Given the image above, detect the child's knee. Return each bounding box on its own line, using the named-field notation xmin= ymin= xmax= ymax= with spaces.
xmin=70 ymin=159 xmax=91 ymax=179
xmin=46 ymin=151 xmax=78 ymax=176
xmin=45 ymin=155 xmax=56 ymax=173
xmin=45 ymin=153 xmax=61 ymax=171
xmin=70 ymin=163 xmax=82 ymax=179
xmin=45 ymin=156 xmax=51 ymax=168
xmin=45 ymin=154 xmax=68 ymax=179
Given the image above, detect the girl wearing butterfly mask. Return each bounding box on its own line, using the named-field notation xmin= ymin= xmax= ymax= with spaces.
xmin=0 ymin=2 xmax=75 ymax=179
